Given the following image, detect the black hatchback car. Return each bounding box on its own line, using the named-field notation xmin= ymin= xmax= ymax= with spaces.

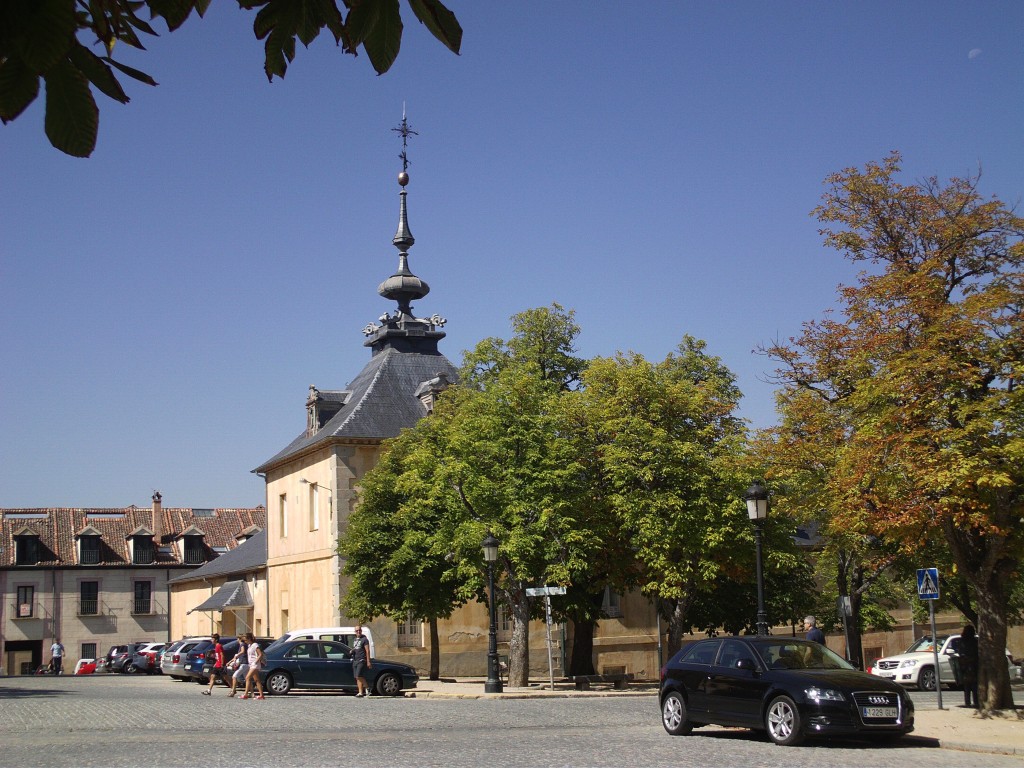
xmin=660 ymin=636 xmax=914 ymax=746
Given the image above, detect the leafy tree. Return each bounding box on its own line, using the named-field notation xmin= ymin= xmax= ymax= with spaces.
xmin=578 ymin=336 xmax=753 ymax=656
xmin=0 ymin=0 xmax=462 ymax=157
xmin=764 ymin=153 xmax=1024 ymax=710
xmin=340 ymin=416 xmax=473 ymax=680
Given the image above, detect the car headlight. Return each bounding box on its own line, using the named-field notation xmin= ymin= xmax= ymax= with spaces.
xmin=899 ymin=659 xmax=918 ymax=668
xmin=805 ymin=687 xmax=845 ymax=703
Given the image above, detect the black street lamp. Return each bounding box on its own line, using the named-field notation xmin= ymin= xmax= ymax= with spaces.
xmin=745 ymin=480 xmax=770 ymax=636
xmin=482 ymin=532 xmax=503 ymax=693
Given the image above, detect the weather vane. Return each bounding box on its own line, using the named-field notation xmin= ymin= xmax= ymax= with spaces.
xmin=392 ymin=104 xmax=418 ymax=173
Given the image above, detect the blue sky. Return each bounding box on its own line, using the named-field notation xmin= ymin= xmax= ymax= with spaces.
xmin=2 ymin=2 xmax=1022 ymax=508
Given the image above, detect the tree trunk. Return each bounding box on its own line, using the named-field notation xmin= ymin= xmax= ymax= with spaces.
xmin=665 ymin=596 xmax=691 ymax=658
xmin=569 ymin=619 xmax=597 ymax=676
xmin=507 ymin=591 xmax=531 ymax=687
xmin=429 ymin=616 xmax=440 ymax=680
xmin=973 ymin=575 xmax=1014 ymax=710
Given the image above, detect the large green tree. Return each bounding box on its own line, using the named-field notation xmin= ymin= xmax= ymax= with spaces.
xmin=0 ymin=0 xmax=461 ymax=156
xmin=340 ymin=416 xmax=473 ymax=680
xmin=765 ymin=153 xmax=1024 ymax=710
xmin=578 ymin=336 xmax=755 ymax=656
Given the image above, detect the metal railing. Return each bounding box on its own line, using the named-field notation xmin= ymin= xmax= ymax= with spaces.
xmin=78 ymin=599 xmax=99 ymax=615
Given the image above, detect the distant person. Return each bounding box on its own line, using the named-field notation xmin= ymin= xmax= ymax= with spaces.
xmin=804 ymin=616 xmax=825 ymax=644
xmin=202 ymin=634 xmax=228 ymax=695
xmin=50 ymin=639 xmax=65 ymax=675
xmin=958 ymin=624 xmax=979 ymax=708
xmin=241 ymin=633 xmax=265 ymax=700
xmin=228 ymin=636 xmax=250 ymax=697
xmin=351 ymin=625 xmax=372 ymax=697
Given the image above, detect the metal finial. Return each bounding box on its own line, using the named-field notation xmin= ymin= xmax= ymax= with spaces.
xmin=392 ymin=105 xmax=418 ymax=174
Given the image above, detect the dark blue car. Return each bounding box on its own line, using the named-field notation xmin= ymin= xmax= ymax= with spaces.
xmin=259 ymin=639 xmax=418 ymax=696
xmin=183 ymin=637 xmax=235 ymax=683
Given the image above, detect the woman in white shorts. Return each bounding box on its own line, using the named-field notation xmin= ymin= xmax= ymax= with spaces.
xmin=241 ymin=633 xmax=265 ymax=700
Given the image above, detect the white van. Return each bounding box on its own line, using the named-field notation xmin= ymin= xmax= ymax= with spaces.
xmin=272 ymin=626 xmax=375 ymax=658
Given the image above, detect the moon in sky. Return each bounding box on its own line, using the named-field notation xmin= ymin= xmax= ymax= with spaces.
xmin=968 ymin=48 xmax=982 ymax=60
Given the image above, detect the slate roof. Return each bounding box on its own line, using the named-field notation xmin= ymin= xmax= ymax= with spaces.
xmin=187 ymin=580 xmax=254 ymax=613
xmin=0 ymin=506 xmax=267 ymax=568
xmin=254 ymin=345 xmax=458 ymax=473
xmin=168 ymin=529 xmax=267 ymax=584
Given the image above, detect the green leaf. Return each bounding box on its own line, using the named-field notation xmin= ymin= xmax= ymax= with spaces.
xmin=406 ymin=0 xmax=461 ymax=54
xmin=104 ymin=57 xmax=158 ymax=86
xmin=358 ymin=0 xmax=401 ymax=73
xmin=146 ymin=0 xmax=198 ymax=32
xmin=12 ymin=0 xmax=77 ymax=74
xmin=43 ymin=58 xmax=98 ymax=157
xmin=68 ymin=42 xmax=130 ymax=104
xmin=0 ymin=56 xmax=41 ymax=122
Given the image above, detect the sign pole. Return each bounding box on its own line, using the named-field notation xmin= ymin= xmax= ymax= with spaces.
xmin=929 ymin=599 xmax=943 ymax=710
xmin=525 ymin=586 xmax=566 ymax=690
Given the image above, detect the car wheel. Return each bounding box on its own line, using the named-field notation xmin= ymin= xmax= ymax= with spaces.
xmin=917 ymin=666 xmax=936 ymax=692
xmin=125 ymin=663 xmax=137 ymax=674
xmin=266 ymin=671 xmax=292 ymax=695
xmin=375 ymin=672 xmax=402 ymax=697
xmin=765 ymin=695 xmax=804 ymax=746
xmin=661 ymin=691 xmax=693 ymax=735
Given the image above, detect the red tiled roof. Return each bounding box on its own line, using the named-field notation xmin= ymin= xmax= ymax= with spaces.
xmin=0 ymin=506 xmax=267 ymax=567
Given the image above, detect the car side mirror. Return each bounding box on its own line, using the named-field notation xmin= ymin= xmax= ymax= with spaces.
xmin=736 ymin=658 xmax=757 ymax=671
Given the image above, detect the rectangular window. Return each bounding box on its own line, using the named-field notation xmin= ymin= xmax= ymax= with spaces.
xmin=602 ymin=587 xmax=623 ymax=618
xmin=397 ymin=612 xmax=421 ymax=648
xmin=309 ymin=485 xmax=320 ymax=531
xmin=16 ymin=585 xmax=34 ymax=618
xmin=133 ymin=581 xmax=152 ymax=614
xmin=80 ymin=536 xmax=101 ymax=565
xmin=80 ymin=581 xmax=99 ymax=615
xmin=183 ymin=536 xmax=205 ymax=565
xmin=497 ymin=605 xmax=512 ymax=641
xmin=279 ymin=494 xmax=288 ymax=538
xmin=81 ymin=642 xmax=97 ymax=661
xmin=132 ymin=538 xmax=155 ymax=565
xmin=15 ymin=537 xmax=39 ymax=566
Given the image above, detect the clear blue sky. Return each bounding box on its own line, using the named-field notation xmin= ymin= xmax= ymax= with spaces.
xmin=2 ymin=2 xmax=1022 ymax=508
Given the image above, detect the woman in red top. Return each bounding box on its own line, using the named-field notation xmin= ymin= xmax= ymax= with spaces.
xmin=202 ymin=634 xmax=228 ymax=695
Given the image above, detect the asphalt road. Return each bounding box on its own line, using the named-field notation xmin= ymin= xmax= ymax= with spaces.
xmin=0 ymin=675 xmax=1020 ymax=768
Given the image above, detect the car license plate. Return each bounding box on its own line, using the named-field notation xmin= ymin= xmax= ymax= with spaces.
xmin=863 ymin=706 xmax=897 ymax=718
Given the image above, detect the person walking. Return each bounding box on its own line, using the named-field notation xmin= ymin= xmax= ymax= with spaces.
xmin=49 ymin=639 xmax=65 ymax=675
xmin=202 ymin=634 xmax=228 ymax=695
xmin=804 ymin=616 xmax=825 ymax=644
xmin=228 ymin=636 xmax=249 ymax=698
xmin=241 ymin=633 xmax=265 ymax=700
xmin=958 ymin=624 xmax=979 ymax=708
xmin=351 ymin=625 xmax=372 ymax=697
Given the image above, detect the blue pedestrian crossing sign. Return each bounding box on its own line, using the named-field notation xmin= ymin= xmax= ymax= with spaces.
xmin=917 ymin=568 xmax=940 ymax=600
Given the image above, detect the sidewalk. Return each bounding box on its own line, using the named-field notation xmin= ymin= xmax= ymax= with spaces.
xmin=409 ymin=678 xmax=1024 ymax=756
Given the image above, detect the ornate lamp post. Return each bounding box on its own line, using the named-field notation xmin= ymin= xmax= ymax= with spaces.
xmin=745 ymin=480 xmax=770 ymax=636
xmin=482 ymin=532 xmax=503 ymax=693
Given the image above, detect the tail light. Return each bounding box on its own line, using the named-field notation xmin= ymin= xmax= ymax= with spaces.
xmin=173 ymin=654 xmax=180 ymax=663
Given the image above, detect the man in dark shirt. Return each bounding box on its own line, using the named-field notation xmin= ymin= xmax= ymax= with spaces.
xmin=804 ymin=616 xmax=825 ymax=644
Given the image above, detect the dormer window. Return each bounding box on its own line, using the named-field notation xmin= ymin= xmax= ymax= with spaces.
xmin=13 ymin=528 xmax=40 ymax=566
xmin=75 ymin=526 xmax=104 ymax=565
xmin=178 ymin=526 xmax=207 ymax=565
xmin=127 ymin=526 xmax=156 ymax=564
xmin=80 ymin=535 xmax=101 ymax=565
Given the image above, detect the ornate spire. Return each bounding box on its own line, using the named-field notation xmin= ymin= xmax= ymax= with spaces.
xmin=362 ymin=110 xmax=447 ymax=355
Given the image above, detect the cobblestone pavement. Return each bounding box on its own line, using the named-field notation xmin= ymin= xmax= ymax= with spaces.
xmin=1 ymin=676 xmax=1022 ymax=768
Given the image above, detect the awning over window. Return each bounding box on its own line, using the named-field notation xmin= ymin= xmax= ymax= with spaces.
xmin=187 ymin=580 xmax=253 ymax=614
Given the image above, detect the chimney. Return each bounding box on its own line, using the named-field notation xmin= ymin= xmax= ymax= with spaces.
xmin=151 ymin=491 xmax=163 ymax=545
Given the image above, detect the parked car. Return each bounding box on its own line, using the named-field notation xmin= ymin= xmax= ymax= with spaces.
xmin=259 ymin=639 xmax=418 ymax=696
xmin=869 ymin=634 xmax=1014 ymax=691
xmin=660 ymin=636 xmax=914 ymax=747
xmin=103 ymin=643 xmax=147 ymax=673
xmin=183 ymin=637 xmax=236 ymax=682
xmin=266 ymin=626 xmax=375 ymax=659
xmin=161 ymin=639 xmax=207 ymax=680
xmin=130 ymin=643 xmax=166 ymax=674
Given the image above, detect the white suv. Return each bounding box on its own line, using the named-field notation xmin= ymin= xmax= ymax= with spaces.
xmin=870 ymin=634 xmax=1013 ymax=691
